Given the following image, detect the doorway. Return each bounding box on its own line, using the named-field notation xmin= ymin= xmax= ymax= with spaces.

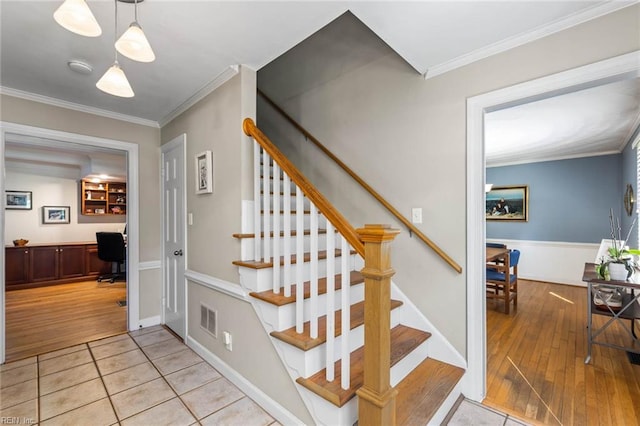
xmin=465 ymin=51 xmax=640 ymax=401
xmin=0 ymin=121 xmax=140 ymax=364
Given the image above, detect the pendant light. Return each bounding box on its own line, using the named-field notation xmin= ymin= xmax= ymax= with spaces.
xmin=115 ymin=0 xmax=155 ymax=63
xmin=53 ymin=0 xmax=102 ymax=37
xmin=96 ymin=0 xmax=134 ymax=98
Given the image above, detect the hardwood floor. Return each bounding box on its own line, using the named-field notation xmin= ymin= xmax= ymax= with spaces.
xmin=485 ymin=279 xmax=640 ymax=425
xmin=5 ymin=280 xmax=127 ymax=362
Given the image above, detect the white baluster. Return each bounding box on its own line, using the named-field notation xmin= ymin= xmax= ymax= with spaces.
xmin=295 ymin=186 xmax=304 ymax=334
xmin=283 ymin=174 xmax=292 ymax=298
xmin=310 ymin=204 xmax=319 ymax=339
xmin=325 ymin=221 xmax=335 ymax=381
xmin=262 ymin=151 xmax=271 ymax=263
xmin=253 ymin=143 xmax=261 ymax=261
xmin=272 ymin=162 xmax=281 ymax=293
xmin=341 ymin=235 xmax=350 ymax=390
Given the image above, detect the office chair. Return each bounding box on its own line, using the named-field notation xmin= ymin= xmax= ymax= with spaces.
xmin=96 ymin=232 xmax=126 ymax=283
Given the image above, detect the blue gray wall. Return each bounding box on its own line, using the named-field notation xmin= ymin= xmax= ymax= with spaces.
xmin=486 ymin=154 xmax=622 ymax=243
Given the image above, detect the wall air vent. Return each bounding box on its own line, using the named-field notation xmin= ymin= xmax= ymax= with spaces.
xmin=200 ymin=304 xmax=217 ymax=338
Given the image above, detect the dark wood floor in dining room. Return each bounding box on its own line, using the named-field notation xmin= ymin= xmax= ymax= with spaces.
xmin=4 ymin=280 xmax=127 ymax=362
xmin=484 ymin=279 xmax=640 ymax=425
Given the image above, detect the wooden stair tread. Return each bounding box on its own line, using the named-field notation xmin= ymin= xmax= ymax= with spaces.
xmin=296 ymin=324 xmax=431 ymax=407
xmin=250 ymin=271 xmax=364 ymax=306
xmin=271 ymin=300 xmax=403 ymax=351
xmin=395 ymin=358 xmax=465 ymax=425
xmin=233 ymin=229 xmax=328 ymax=239
xmin=232 ymin=249 xmax=356 ymax=270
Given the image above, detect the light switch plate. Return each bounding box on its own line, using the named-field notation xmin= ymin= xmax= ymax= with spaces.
xmin=411 ymin=208 xmax=422 ymax=224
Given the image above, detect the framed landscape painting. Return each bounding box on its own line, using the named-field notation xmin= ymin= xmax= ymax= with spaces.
xmin=42 ymin=206 xmax=70 ymax=224
xmin=5 ymin=190 xmax=32 ymax=210
xmin=486 ymin=185 xmax=528 ymax=221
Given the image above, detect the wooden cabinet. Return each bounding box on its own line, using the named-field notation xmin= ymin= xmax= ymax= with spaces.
xmin=5 ymin=243 xmax=113 ymax=290
xmin=81 ymin=180 xmax=126 ymax=216
xmin=5 ymin=247 xmax=30 ymax=286
xmin=30 ymin=246 xmax=59 ymax=283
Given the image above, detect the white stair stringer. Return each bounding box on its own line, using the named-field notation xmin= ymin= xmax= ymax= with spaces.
xmin=390 ymin=280 xmax=467 ymax=370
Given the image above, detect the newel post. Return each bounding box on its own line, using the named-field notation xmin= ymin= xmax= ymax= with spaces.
xmin=355 ymin=224 xmax=401 ymax=426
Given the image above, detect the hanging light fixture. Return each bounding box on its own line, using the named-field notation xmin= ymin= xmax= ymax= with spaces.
xmin=96 ymin=0 xmax=134 ymax=98
xmin=115 ymin=0 xmax=155 ymax=63
xmin=53 ymin=0 xmax=102 ymax=37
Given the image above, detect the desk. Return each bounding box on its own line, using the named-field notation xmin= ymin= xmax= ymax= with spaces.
xmin=486 ymin=247 xmax=514 ymax=313
xmin=582 ymin=262 xmax=640 ymax=364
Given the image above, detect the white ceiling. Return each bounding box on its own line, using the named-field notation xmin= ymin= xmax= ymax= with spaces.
xmin=0 ymin=1 xmax=639 ymax=171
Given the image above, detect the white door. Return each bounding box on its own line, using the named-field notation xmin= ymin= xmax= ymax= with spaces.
xmin=162 ymin=135 xmax=187 ymax=338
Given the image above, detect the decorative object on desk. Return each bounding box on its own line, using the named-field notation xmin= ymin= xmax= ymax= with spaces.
xmin=624 ymin=183 xmax=635 ymax=216
xmin=5 ymin=190 xmax=32 ymax=210
xmin=485 ymin=185 xmax=528 ymax=221
xmin=595 ymin=208 xmax=638 ymax=281
xmin=42 ymin=206 xmax=70 ymax=224
xmin=12 ymin=239 xmax=28 ymax=247
xmin=195 ymin=150 xmax=213 ymax=194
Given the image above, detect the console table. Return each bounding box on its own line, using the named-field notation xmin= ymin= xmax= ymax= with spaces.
xmin=582 ymin=262 xmax=640 ymax=364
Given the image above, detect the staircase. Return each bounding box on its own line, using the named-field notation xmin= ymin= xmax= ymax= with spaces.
xmin=234 ymin=118 xmax=465 ymax=425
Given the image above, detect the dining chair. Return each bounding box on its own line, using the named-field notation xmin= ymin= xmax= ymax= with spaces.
xmin=486 ymin=249 xmax=520 ymax=314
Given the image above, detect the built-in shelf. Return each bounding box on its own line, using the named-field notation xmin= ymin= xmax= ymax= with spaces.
xmin=81 ymin=180 xmax=127 ymax=216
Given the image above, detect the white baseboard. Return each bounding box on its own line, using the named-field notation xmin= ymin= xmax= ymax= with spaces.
xmin=186 ymin=336 xmax=304 ymax=426
xmin=135 ymin=315 xmax=161 ymax=330
xmin=487 ymin=239 xmax=598 ymax=286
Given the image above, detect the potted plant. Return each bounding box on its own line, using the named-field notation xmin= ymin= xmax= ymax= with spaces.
xmin=596 ymin=209 xmax=638 ymax=281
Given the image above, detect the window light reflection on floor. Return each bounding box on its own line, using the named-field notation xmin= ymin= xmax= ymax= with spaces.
xmin=549 ymin=291 xmax=574 ymax=304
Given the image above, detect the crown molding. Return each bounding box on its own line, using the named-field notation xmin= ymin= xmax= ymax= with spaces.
xmin=487 ymin=150 xmax=622 ymax=168
xmin=424 ymin=2 xmax=636 ymax=79
xmin=0 ymin=86 xmax=159 ymax=128
xmin=158 ymin=65 xmax=240 ymax=128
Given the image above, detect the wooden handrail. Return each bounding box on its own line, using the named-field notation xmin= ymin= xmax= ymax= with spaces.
xmin=258 ymin=89 xmax=463 ymax=274
xmin=243 ymin=118 xmax=365 ymax=258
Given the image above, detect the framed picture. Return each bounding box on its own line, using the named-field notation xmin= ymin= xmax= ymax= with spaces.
xmin=486 ymin=185 xmax=529 ymax=221
xmin=5 ymin=190 xmax=32 ymax=210
xmin=42 ymin=206 xmax=70 ymax=224
xmin=195 ymin=150 xmax=213 ymax=194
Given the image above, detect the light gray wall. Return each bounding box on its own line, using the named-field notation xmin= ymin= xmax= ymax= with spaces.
xmin=258 ymin=5 xmax=640 ymax=354
xmin=0 ymin=93 xmax=162 ymax=320
xmin=160 ymin=67 xmax=313 ymax=425
xmin=4 ymin=171 xmax=125 ymax=245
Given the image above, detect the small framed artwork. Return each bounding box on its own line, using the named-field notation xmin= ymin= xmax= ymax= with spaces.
xmin=486 ymin=185 xmax=529 ymax=221
xmin=195 ymin=150 xmax=213 ymax=194
xmin=5 ymin=190 xmax=32 ymax=210
xmin=42 ymin=206 xmax=70 ymax=224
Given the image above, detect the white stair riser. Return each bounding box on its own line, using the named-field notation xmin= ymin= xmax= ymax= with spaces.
xmin=261 ymin=195 xmax=311 ymax=210
xmin=259 ymin=212 xmax=326 ymax=230
xmin=239 ymin=233 xmax=341 ymax=260
xmin=275 ymin=306 xmax=403 ymax=377
xmin=253 ymin=284 xmax=364 ymax=331
xmin=238 ymin=254 xmax=359 ymax=293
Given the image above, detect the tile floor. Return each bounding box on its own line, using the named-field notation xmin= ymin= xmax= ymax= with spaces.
xmin=445 ymin=399 xmax=531 ymax=426
xmin=0 ymin=325 xmax=278 ymax=425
